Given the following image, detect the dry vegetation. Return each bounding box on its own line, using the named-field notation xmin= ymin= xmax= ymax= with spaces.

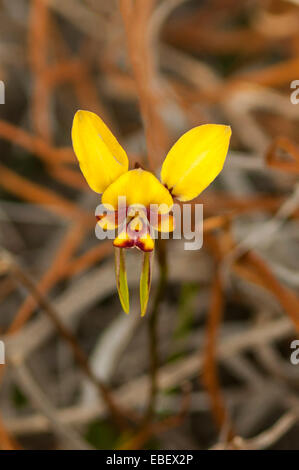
xmin=0 ymin=0 xmax=299 ymax=450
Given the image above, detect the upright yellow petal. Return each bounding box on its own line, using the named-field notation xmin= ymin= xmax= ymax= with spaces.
xmin=102 ymin=169 xmax=173 ymax=213
xmin=161 ymin=124 xmax=231 ymax=201
xmin=72 ymin=110 xmax=129 ymax=193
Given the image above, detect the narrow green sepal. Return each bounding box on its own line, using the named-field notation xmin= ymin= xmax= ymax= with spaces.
xmin=114 ymin=247 xmax=130 ymax=314
xmin=140 ymin=251 xmax=153 ymax=317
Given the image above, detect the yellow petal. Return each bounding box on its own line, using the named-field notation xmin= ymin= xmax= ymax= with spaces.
xmin=72 ymin=110 xmax=129 ymax=193
xmin=96 ymin=209 xmax=126 ymax=230
xmin=136 ymin=233 xmax=155 ymax=252
xmin=113 ymin=227 xmax=154 ymax=252
xmin=97 ymin=213 xmax=118 ymax=230
xmin=102 ymin=169 xmax=173 ymax=213
xmin=113 ymin=230 xmax=135 ymax=249
xmin=161 ymin=124 xmax=231 ymax=201
xmin=150 ymin=213 xmax=174 ymax=233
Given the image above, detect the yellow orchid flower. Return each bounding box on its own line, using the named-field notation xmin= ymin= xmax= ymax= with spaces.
xmin=71 ymin=110 xmax=231 ymax=315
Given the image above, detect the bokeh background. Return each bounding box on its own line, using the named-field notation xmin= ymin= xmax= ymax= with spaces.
xmin=0 ymin=0 xmax=299 ymax=450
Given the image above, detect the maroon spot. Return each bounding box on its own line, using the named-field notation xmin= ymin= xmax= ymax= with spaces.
xmin=134 ymin=162 xmax=146 ymax=170
xmin=114 ymin=238 xmax=135 ymax=249
xmin=164 ymin=184 xmax=176 ymax=198
xmin=135 ymin=239 xmax=154 ymax=252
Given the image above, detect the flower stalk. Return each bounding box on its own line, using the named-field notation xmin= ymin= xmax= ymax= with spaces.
xmin=144 ymin=238 xmax=168 ymax=421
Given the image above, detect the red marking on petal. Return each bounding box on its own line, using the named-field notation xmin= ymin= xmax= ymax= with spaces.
xmin=135 ymin=234 xmax=155 ymax=252
xmin=113 ymin=238 xmax=135 ymax=249
xmin=135 ymin=241 xmax=154 ymax=252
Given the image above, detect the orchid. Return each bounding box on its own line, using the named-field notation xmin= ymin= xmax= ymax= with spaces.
xmin=72 ymin=110 xmax=231 ymax=315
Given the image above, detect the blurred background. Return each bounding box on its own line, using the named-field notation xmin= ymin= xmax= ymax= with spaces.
xmin=0 ymin=0 xmax=299 ymax=450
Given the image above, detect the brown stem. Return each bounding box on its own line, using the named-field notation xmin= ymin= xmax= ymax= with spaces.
xmin=2 ymin=251 xmax=134 ymax=430
xmin=144 ymin=238 xmax=168 ymax=422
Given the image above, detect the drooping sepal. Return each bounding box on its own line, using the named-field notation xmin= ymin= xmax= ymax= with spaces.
xmin=114 ymin=247 xmax=130 ymax=314
xmin=140 ymin=251 xmax=153 ymax=317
